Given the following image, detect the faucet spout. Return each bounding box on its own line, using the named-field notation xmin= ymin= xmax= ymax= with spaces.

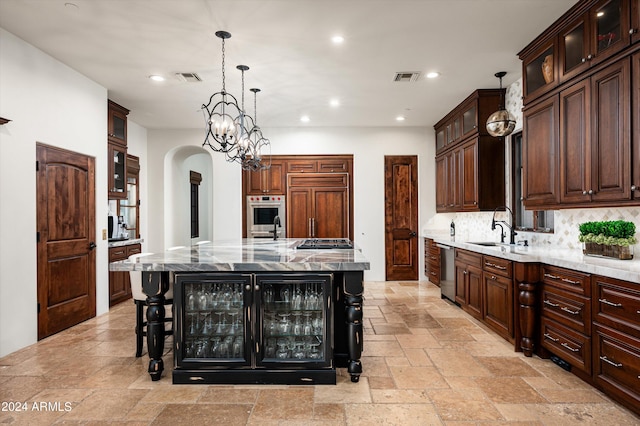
xmin=491 ymin=206 xmax=517 ymax=244
xmin=272 ymin=215 xmax=281 ymax=241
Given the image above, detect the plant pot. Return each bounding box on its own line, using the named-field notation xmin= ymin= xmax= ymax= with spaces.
xmin=583 ymin=242 xmax=634 ymax=260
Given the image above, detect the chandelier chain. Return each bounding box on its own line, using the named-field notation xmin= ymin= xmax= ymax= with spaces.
xmin=221 ymin=37 xmax=226 ymax=92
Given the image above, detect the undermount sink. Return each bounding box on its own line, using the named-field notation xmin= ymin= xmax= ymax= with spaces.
xmin=468 ymin=242 xmax=502 ymax=246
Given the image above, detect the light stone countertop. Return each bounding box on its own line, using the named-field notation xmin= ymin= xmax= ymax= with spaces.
xmin=108 ymin=238 xmax=144 ymax=248
xmin=424 ymin=233 xmax=640 ymax=283
xmin=109 ymin=238 xmax=370 ymax=273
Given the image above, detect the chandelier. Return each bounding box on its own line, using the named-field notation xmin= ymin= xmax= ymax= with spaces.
xmin=486 ymin=71 xmax=516 ymax=137
xmin=224 ymin=66 xmax=271 ymax=170
xmin=201 ymin=31 xmax=249 ymax=156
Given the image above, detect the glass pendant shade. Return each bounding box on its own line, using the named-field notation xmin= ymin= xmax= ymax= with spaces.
xmin=486 ymin=109 xmax=516 ymax=137
xmin=485 ymin=71 xmax=516 ymax=137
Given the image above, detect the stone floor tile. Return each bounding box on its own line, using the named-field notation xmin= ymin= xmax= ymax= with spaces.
xmin=474 ymin=377 xmax=548 ymax=404
xmin=389 ymin=366 xmax=449 ymax=389
xmin=315 ymin=376 xmax=372 ymax=404
xmin=153 ymin=403 xmax=252 ymax=425
xmin=251 ymin=388 xmax=315 ymax=421
xmin=426 ymin=348 xmax=492 ymax=377
xmin=345 ymin=403 xmax=441 ymax=426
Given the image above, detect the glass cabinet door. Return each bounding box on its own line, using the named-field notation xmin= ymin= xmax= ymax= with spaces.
xmin=108 ymin=144 xmax=126 ymax=199
xmin=176 ymin=275 xmax=252 ymax=366
xmin=256 ymin=274 xmax=332 ymax=367
xmin=523 ymin=41 xmax=557 ymax=101
xmin=593 ymin=0 xmax=628 ymax=57
xmin=560 ymin=17 xmax=590 ymax=82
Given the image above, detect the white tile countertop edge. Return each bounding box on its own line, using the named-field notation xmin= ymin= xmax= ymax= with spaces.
xmin=424 ymin=233 xmax=640 ymax=283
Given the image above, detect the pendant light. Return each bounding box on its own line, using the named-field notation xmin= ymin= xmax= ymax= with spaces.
xmin=486 ymin=71 xmax=516 ymax=137
xmin=201 ymin=31 xmax=247 ymax=156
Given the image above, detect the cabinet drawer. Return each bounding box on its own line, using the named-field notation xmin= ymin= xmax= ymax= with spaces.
xmin=594 ymin=324 xmax=640 ymax=408
xmin=287 ymin=160 xmax=317 ymax=173
xmin=542 ymin=265 xmax=590 ymax=296
xmin=317 ymin=158 xmax=350 ymax=173
xmin=109 ymin=247 xmax=128 ymax=262
xmin=455 ymin=249 xmax=482 ymax=267
xmin=287 ymin=173 xmax=348 ymax=188
xmin=127 ymin=244 xmax=141 ymax=256
xmin=483 ymin=255 xmax=512 ymax=278
xmin=540 ymin=317 xmax=591 ymax=374
xmin=541 ymin=285 xmax=591 ymax=335
xmin=593 ymin=275 xmax=640 ymax=336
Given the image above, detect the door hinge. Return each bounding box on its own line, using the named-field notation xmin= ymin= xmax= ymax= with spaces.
xmin=37 ymin=232 xmax=40 ymax=242
xmin=36 ymin=161 xmax=39 ymax=171
xmin=37 ymin=303 xmax=41 ymax=314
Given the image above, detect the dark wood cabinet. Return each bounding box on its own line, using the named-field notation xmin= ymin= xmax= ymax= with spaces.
xmin=592 ymin=275 xmax=640 ymax=413
xmin=108 ymin=243 xmax=141 ymax=306
xmin=540 ymin=265 xmax=592 ymax=374
xmin=482 ymin=256 xmax=514 ymax=341
xmin=108 ymin=100 xmax=129 ymax=200
xmin=245 ymin=159 xmax=285 ymax=195
xmin=287 ymin=173 xmax=349 ymax=239
xmin=632 ymin=0 xmax=640 ymax=43
xmin=633 ymin=51 xmax=640 ymax=199
xmin=523 ymin=95 xmax=560 ymax=207
xmin=520 ymin=0 xmax=638 ymax=209
xmin=425 ymin=238 xmax=441 ymax=286
xmin=454 ymin=249 xmax=482 ymax=320
xmin=107 ymin=100 xmax=128 ymax=147
xmin=559 ymin=0 xmax=631 ymax=83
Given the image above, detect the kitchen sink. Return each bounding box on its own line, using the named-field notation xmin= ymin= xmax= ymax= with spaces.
xmin=468 ymin=242 xmax=502 ymax=246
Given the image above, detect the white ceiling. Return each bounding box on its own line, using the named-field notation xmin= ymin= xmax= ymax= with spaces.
xmin=0 ymin=0 xmax=576 ymax=130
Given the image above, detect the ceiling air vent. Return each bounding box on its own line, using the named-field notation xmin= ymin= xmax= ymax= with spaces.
xmin=176 ymin=72 xmax=202 ymax=83
xmin=393 ymin=71 xmax=421 ymax=82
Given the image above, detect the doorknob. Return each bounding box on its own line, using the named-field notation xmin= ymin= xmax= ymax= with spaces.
xmin=89 ymin=242 xmax=96 ymax=250
xmin=409 ymin=231 xmax=417 ymax=237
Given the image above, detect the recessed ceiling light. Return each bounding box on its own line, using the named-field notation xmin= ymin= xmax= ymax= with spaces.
xmin=396 ymin=116 xmax=406 ymax=122
xmin=426 ymin=72 xmax=440 ymax=79
xmin=330 ymin=99 xmax=340 ymax=107
xmin=331 ymin=35 xmax=344 ymax=44
xmin=149 ymin=75 xmax=165 ymax=82
xmin=300 ymin=115 xmax=310 ymax=123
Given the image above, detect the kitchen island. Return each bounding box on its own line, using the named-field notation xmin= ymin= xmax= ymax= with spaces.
xmin=109 ymin=238 xmax=370 ymax=384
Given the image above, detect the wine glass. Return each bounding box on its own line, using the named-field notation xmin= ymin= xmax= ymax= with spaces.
xmin=232 ymin=337 xmax=244 ymax=358
xmin=276 ymin=340 xmax=289 ymax=359
xmin=278 ymin=312 xmax=291 ymax=335
xmin=292 ymin=284 xmax=302 ymax=310
xmin=215 ymin=312 xmax=227 ymax=335
xmin=292 ymin=312 xmax=303 ymax=336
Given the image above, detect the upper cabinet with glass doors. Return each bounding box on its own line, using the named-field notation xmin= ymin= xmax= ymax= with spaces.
xmin=559 ymin=0 xmax=631 ymax=83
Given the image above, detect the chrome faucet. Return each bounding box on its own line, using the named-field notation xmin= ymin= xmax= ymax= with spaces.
xmin=272 ymin=215 xmax=281 ymax=241
xmin=491 ymin=206 xmax=517 ymax=245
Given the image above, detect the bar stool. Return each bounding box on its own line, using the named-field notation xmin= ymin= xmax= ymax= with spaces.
xmin=129 ymin=253 xmax=174 ymax=357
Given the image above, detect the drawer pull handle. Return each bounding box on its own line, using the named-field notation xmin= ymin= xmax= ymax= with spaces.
xmin=561 ymin=278 xmax=580 ymax=285
xmin=599 ymin=299 xmax=622 ymax=307
xmin=560 ymin=306 xmax=580 ymax=315
xmin=485 ymin=262 xmax=507 ymax=270
xmin=600 ymin=356 xmax=622 ymax=368
xmin=544 ymin=300 xmax=559 ymax=308
xmin=543 ymin=333 xmax=558 ymax=342
xmin=561 ymin=342 xmax=579 ymax=352
xmin=544 ymin=273 xmax=560 ymax=279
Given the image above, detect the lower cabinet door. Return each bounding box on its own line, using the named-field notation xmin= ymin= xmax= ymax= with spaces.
xmin=256 ymin=273 xmax=332 ymax=369
xmin=593 ymin=324 xmax=640 ymax=411
xmin=483 ymin=273 xmax=513 ymax=340
xmin=465 ymin=265 xmax=483 ymax=320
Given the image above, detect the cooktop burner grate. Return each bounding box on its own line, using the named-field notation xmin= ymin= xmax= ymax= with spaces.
xmin=297 ymin=238 xmax=353 ymax=249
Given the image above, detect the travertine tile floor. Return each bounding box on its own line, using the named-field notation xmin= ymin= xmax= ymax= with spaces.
xmin=1 ymin=280 xmax=639 ymax=425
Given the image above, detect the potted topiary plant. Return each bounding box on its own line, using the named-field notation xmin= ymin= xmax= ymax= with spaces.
xmin=578 ymin=220 xmax=636 ymax=260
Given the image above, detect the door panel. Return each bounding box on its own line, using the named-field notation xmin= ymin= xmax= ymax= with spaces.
xmin=36 ymin=144 xmax=96 ymax=339
xmin=287 ymin=188 xmax=312 ymax=238
xmin=384 ymin=156 xmax=419 ymax=280
xmin=313 ymin=188 xmax=348 ymax=238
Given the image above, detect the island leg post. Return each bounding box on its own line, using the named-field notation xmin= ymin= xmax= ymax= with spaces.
xmin=142 ymin=271 xmax=170 ymax=381
xmin=343 ymin=272 xmax=364 ymax=382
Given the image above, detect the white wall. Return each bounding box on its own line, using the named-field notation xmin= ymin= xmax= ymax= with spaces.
xmin=0 ymin=28 xmax=108 ymax=357
xmin=147 ymin=126 xmax=434 ymax=280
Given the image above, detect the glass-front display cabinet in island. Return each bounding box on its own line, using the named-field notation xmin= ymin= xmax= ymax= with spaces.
xmin=173 ymin=272 xmax=334 ymax=384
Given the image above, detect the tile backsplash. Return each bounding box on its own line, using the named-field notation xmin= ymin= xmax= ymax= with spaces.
xmin=424 ymin=207 xmax=640 ymax=252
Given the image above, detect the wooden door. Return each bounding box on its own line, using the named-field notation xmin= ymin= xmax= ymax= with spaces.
xmin=484 ymin=274 xmax=513 ymax=339
xmin=384 ymin=156 xmax=419 ymax=281
xmin=523 ymin=95 xmax=560 ymax=207
xmin=454 ymin=261 xmax=467 ymax=306
xmin=560 ymin=78 xmax=591 ymax=203
xmin=435 ymin=154 xmax=448 ymax=211
xmin=590 ymin=59 xmax=631 ymax=202
xmin=36 ymin=144 xmax=96 ymax=339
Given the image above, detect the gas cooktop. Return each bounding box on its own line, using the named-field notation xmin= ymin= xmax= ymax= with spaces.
xmin=297 ymin=238 xmax=354 ymax=250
